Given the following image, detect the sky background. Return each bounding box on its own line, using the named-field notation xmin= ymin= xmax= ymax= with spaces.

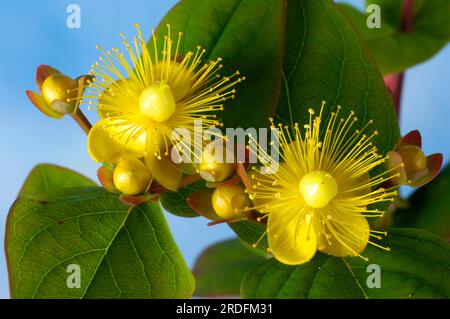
xmin=0 ymin=0 xmax=449 ymax=299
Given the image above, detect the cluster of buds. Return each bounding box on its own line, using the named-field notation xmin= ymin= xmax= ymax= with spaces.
xmin=26 ymin=65 xmax=93 ymax=120
xmin=97 ymin=154 xmax=191 ymax=206
xmin=186 ymin=140 xmax=257 ymax=224
xmin=385 ymin=130 xmax=442 ymax=187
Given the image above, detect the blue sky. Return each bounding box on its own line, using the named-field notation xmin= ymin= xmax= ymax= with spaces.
xmin=0 ymin=0 xmax=449 ymax=298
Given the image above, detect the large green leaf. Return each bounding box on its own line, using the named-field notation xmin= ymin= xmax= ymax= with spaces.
xmin=394 ymin=164 xmax=450 ymax=239
xmin=6 ymin=166 xmax=194 ymax=298
xmin=339 ymin=0 xmax=450 ymax=74
xmin=278 ymin=0 xmax=399 ymax=155
xmin=241 ymin=228 xmax=450 ymax=299
xmin=193 ymin=238 xmax=266 ymax=297
xmin=152 ymin=0 xmax=286 ymax=129
xmin=19 ymin=163 xmax=96 ymax=200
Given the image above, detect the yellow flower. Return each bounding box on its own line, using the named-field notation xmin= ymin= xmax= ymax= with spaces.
xmin=83 ymin=24 xmax=244 ymax=190
xmin=246 ymin=102 xmax=399 ymax=265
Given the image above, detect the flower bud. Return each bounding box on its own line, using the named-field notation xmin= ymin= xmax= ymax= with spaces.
xmin=26 ymin=64 xmax=94 ymax=119
xmin=199 ymin=142 xmax=236 ymax=183
xmin=385 ymin=130 xmax=443 ymax=187
xmin=212 ymin=184 xmax=249 ymax=219
xmin=396 ymin=145 xmax=427 ymax=175
xmin=41 ymin=74 xmax=78 ymax=107
xmin=113 ymin=159 xmax=152 ymax=195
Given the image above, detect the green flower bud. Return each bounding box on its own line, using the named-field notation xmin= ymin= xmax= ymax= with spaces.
xmin=113 ymin=159 xmax=152 ymax=195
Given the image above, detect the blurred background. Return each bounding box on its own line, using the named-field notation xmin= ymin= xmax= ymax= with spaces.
xmin=0 ymin=0 xmax=449 ymax=298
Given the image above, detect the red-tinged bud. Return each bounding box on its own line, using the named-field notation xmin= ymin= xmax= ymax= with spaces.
xmin=26 ymin=64 xmax=94 ymax=119
xmin=386 ymin=130 xmax=443 ymax=187
xmin=97 ymin=165 xmax=119 ymax=193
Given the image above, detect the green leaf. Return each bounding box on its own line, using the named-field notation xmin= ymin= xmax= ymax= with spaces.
xmin=241 ymin=228 xmax=450 ymax=299
xmin=6 ymin=167 xmax=194 ymax=299
xmin=339 ymin=0 xmax=450 ymax=74
xmin=228 ymin=221 xmax=268 ymax=251
xmin=394 ymin=164 xmax=450 ymax=239
xmin=193 ymin=238 xmax=267 ymax=296
xmin=278 ymin=0 xmax=399 ymax=155
xmin=152 ymin=0 xmax=286 ymax=129
xmin=160 ymin=180 xmax=204 ymax=217
xmin=19 ymin=163 xmax=96 ymax=200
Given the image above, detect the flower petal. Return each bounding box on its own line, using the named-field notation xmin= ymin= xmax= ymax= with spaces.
xmin=50 ymin=100 xmax=75 ymax=115
xmin=97 ymin=78 xmax=134 ymax=119
xmin=145 ymin=153 xmax=183 ymax=191
xmin=97 ymin=165 xmax=119 ymax=193
xmin=398 ymin=130 xmax=422 ymax=148
xmin=25 ymin=90 xmax=63 ymax=119
xmin=87 ymin=120 xmax=144 ymax=164
xmin=385 ymin=151 xmax=408 ymax=185
xmin=318 ymin=210 xmax=369 ymax=257
xmin=409 ymin=153 xmax=443 ymax=187
xmin=36 ymin=65 xmax=60 ymax=91
xmin=268 ymin=211 xmax=317 ymax=265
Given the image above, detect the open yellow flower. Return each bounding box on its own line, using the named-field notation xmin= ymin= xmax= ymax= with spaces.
xmin=83 ymin=24 xmax=244 ymax=190
xmin=246 ymin=102 xmax=399 ymax=265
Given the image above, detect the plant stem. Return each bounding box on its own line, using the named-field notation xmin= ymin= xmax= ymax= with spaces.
xmin=70 ymin=108 xmax=92 ymax=135
xmin=384 ymin=0 xmax=414 ymax=119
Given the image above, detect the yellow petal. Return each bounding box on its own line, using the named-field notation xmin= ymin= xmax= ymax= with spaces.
xmin=88 ymin=120 xmax=144 ymax=164
xmin=318 ymin=209 xmax=369 ymax=257
xmin=268 ymin=210 xmax=317 ymax=265
xmin=97 ymin=79 xmax=135 ymax=119
xmin=145 ymin=152 xmax=182 ymax=191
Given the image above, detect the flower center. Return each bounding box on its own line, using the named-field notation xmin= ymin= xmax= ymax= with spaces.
xmin=139 ymin=81 xmax=176 ymax=122
xmin=299 ymin=171 xmax=338 ymax=208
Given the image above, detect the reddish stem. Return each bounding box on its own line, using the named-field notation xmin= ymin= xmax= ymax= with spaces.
xmin=384 ymin=0 xmax=414 ymax=119
xmin=70 ymin=108 xmax=92 ymax=135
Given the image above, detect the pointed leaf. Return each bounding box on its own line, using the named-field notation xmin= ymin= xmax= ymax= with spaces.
xmin=19 ymin=163 xmax=96 ymax=200
xmin=153 ymin=0 xmax=286 ymax=129
xmin=339 ymin=1 xmax=450 ymax=74
xmin=277 ymin=0 xmax=399 ymax=155
xmin=6 ymin=187 xmax=195 ymax=298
